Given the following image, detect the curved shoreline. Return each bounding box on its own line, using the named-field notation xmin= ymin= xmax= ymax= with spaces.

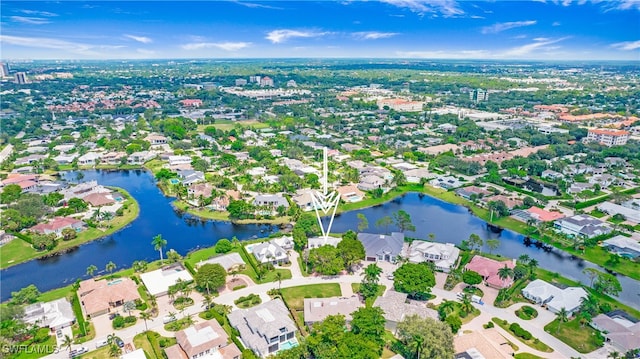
xmin=0 ymin=186 xmax=140 ymax=270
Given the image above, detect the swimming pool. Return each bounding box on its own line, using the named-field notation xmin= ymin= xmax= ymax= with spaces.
xmin=169 ymin=178 xmax=180 ymax=185
xmin=279 ymin=339 xmax=298 ymax=351
xmin=245 ymin=243 xmax=257 ymax=254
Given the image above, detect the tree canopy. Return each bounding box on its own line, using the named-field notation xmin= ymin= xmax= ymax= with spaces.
xmin=393 ymin=262 xmax=436 ymax=300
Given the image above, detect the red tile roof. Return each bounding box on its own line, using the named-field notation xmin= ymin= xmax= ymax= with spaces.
xmin=527 ymin=207 xmax=565 ymax=222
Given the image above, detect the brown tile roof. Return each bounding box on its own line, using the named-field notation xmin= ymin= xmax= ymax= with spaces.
xmin=78 ymin=278 xmax=140 ymax=316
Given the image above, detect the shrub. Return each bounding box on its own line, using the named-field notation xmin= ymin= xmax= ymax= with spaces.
xmin=483 ymin=321 xmax=494 ymax=329
xmin=509 ymin=322 xmax=532 ymax=340
xmin=112 ymin=316 xmax=125 ymax=329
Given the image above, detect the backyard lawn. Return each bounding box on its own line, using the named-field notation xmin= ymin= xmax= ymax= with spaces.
xmin=280 ymin=283 xmax=342 ymax=311
xmin=544 ymin=318 xmax=604 ymax=353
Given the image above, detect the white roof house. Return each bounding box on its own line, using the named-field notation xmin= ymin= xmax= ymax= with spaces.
xmin=119 ymin=349 xmax=146 ymax=359
xmin=522 ymin=279 xmax=588 ymax=316
xmin=23 ymin=298 xmax=75 ymax=330
xmin=140 ymin=263 xmax=194 ymax=297
xmin=404 ymin=241 xmax=460 ymax=273
xmin=603 ymin=235 xmax=640 ymax=259
xmin=197 ymin=252 xmax=245 ymax=272
xmin=303 ymin=296 xmax=362 ymax=326
xmin=250 ymin=241 xmax=289 ymax=264
xmin=597 ymin=201 xmax=640 ymax=224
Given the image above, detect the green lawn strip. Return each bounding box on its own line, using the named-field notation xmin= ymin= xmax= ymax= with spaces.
xmin=71 ymin=292 xmax=88 ymax=337
xmin=492 ymin=318 xmax=553 ymax=353
xmin=11 ymin=328 xmax=56 ymax=359
xmin=589 ymin=209 xmax=607 ymax=218
xmin=296 ymin=256 xmax=310 ymax=277
xmin=134 ymin=331 xmax=177 ymax=359
xmin=280 ymin=284 xmax=342 ymax=311
xmin=544 ymin=318 xmax=604 ymax=353
xmin=37 ymin=284 xmax=74 ymax=302
xmin=76 ymin=345 xmax=111 ymax=359
xmin=515 ymin=306 xmax=538 ymax=320
xmin=514 ymin=353 xmax=546 ymax=359
xmin=0 ymin=187 xmax=140 ymax=270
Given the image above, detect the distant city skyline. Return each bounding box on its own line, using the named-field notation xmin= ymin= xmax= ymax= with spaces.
xmin=1 ymin=0 xmax=639 ymax=61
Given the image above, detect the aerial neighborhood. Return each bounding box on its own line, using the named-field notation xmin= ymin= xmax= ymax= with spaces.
xmin=0 ymin=58 xmax=639 ymax=359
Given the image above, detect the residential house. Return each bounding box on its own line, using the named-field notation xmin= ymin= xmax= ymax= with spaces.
xmin=228 ymin=299 xmax=297 ymax=358
xmin=554 ymin=214 xmax=612 ymax=239
xmin=598 ymin=202 xmax=640 ymax=224
xmin=568 ymin=182 xmax=594 ymax=194
xmin=177 ymin=169 xmax=205 ymax=186
xmin=403 ymin=168 xmax=433 ymax=184
xmin=15 ymin=154 xmax=47 ymax=166
xmin=292 ymin=190 xmax=315 ymax=212
xmin=417 ymin=144 xmax=461 ymax=156
xmin=54 ymin=153 xmax=78 ymax=165
xmin=1 ymin=173 xmax=39 ymax=192
xmin=602 ymin=235 xmax=640 ymax=259
xmin=127 ymin=151 xmax=156 ymax=165
xmin=164 ymin=320 xmax=241 ymax=359
xmin=357 ymin=175 xmax=385 ymax=191
xmin=83 ymin=193 xmax=116 ymax=207
xmin=430 ymin=176 xmax=463 ymax=190
xmin=526 ymin=207 xmax=565 ymax=223
xmin=591 ymin=311 xmax=640 ymax=353
xmin=465 ymin=256 xmax=515 ymax=289
xmin=102 ymin=151 xmax=127 ymax=165
xmin=404 ymin=241 xmax=460 ymax=272
xmin=336 ymin=185 xmax=364 ymax=203
xmin=250 ymin=241 xmax=289 ymax=265
xmin=373 ymin=291 xmax=437 ymax=334
xmin=521 ymin=279 xmax=587 ymax=315
xmin=253 ymin=194 xmax=289 ymax=215
xmin=357 ymin=232 xmax=404 ymax=262
xmin=454 ymin=329 xmax=515 ymax=359
xmin=169 ymin=155 xmax=192 ymax=167
xmin=303 ymin=296 xmax=362 ymax=327
xmin=23 ymin=298 xmax=75 ymax=330
xmin=78 ymin=278 xmax=140 ymax=318
xmin=589 ymin=174 xmax=617 ymax=189
xmin=308 ymin=235 xmax=342 ymax=249
xmin=482 ymin=194 xmax=523 ymax=210
xmin=140 ymin=263 xmax=194 ymax=297
xmin=455 ymin=186 xmax=491 ymax=200
xmin=78 ymin=152 xmax=102 ymax=166
xmin=145 ymin=134 xmax=168 ymax=146
xmin=188 ymin=183 xmax=214 ymax=200
xmin=197 ymin=252 xmax=246 ymax=272
xmin=28 ymin=217 xmax=85 ymax=237
xmin=541 ymin=170 xmax=564 ymax=181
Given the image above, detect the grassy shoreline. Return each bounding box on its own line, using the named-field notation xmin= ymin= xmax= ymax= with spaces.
xmin=0 ymin=187 xmax=140 ymax=270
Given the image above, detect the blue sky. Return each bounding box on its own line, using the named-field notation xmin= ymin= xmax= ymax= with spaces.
xmin=1 ymin=1 xmax=639 ymax=61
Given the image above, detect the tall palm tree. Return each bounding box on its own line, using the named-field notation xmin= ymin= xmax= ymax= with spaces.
xmin=86 ymin=264 xmax=98 ymax=278
xmin=580 ymin=294 xmax=599 ymax=316
xmin=276 ymin=272 xmax=283 ymax=291
xmin=151 ymin=234 xmax=167 ymax=262
xmin=518 ymin=254 xmax=530 ymax=266
xmin=460 ymin=294 xmax=474 ymax=315
xmin=527 ymin=259 xmax=539 ymax=277
xmin=557 ymin=307 xmax=569 ymax=334
xmin=139 ymin=311 xmax=151 ymax=332
xmin=62 ymin=335 xmax=73 ymax=352
xmin=497 ymin=265 xmax=514 ymax=288
xmin=363 ymin=263 xmax=383 ymax=284
xmin=105 ymin=261 xmax=116 ymax=276
xmin=410 ymin=334 xmax=425 ymax=359
xmin=202 ymin=294 xmax=213 ymax=311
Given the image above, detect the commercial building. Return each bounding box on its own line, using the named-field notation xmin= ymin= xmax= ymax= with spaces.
xmin=586 ymin=129 xmax=629 ymax=147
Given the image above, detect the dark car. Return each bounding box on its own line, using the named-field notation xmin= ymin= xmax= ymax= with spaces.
xmin=115 ymin=338 xmax=124 ymax=348
xmin=108 ymin=313 xmax=120 ymax=320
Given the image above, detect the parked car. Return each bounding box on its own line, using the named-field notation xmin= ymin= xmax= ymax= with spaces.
xmin=115 ymin=338 xmax=124 ymax=348
xmin=108 ymin=313 xmax=119 ymax=320
xmin=162 ymin=315 xmax=176 ymax=324
xmin=95 ymin=339 xmax=108 ymax=348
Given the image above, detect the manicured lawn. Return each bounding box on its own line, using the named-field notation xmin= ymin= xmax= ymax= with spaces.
xmin=37 ymin=284 xmax=73 ymax=302
xmin=492 ymin=318 xmax=553 ymax=353
xmin=134 ymin=331 xmax=177 ymax=359
xmin=11 ymin=328 xmax=56 ymax=359
xmin=589 ymin=209 xmax=607 ymax=218
xmin=76 ymin=345 xmax=111 ymax=359
xmin=280 ymin=283 xmax=342 ymax=311
xmin=516 ymin=306 xmax=538 ymax=320
xmin=544 ymin=318 xmax=604 ymax=353
xmin=0 ymin=187 xmax=140 ymax=270
xmin=514 ymin=353 xmax=546 ymax=359
xmin=197 ymin=119 xmax=268 ymax=132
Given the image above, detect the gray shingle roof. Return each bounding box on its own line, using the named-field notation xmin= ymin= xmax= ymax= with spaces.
xmin=357 ymin=232 xmax=404 ymax=259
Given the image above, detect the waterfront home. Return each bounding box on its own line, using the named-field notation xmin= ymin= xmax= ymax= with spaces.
xmin=164 ymin=319 xmax=241 ymax=359
xmin=169 ymin=155 xmax=192 ymax=167
xmin=526 ymin=207 xmax=565 ymax=222
xmin=196 ymin=252 xmax=245 ymax=272
xmin=554 ymin=214 xmax=612 ymax=239
xmin=1 ymin=173 xmax=39 ymax=191
xmin=591 ymin=311 xmax=640 ymax=353
xmin=357 ymin=232 xmax=404 ymax=263
xmin=521 ymin=279 xmax=587 ymax=316
xmin=602 ymin=235 xmax=640 ymax=259
xmin=78 ymin=152 xmax=102 ymax=166
xmin=188 ymin=182 xmax=214 ymax=200
xmin=482 ymin=194 xmax=523 ymax=210
xmin=176 ymin=169 xmax=205 ymax=186
xmin=464 ymin=256 xmax=515 ymax=289
xmin=249 ymin=241 xmax=289 ymax=265
xmin=28 ymin=217 xmax=85 ymax=237
xmin=403 ymin=241 xmax=460 ymax=272
xmin=127 ymin=151 xmax=156 ymax=165
xmin=357 ymin=174 xmax=385 ymax=191
xmin=228 ymin=299 xmax=297 ymax=358
xmin=455 ymin=186 xmax=491 ymax=200
xmin=541 ymin=170 xmax=564 ymax=181
xmin=373 ymin=291 xmax=437 ymax=334
xmin=83 ymin=192 xmax=116 ymax=207
xmin=77 ymin=278 xmax=140 ymax=318
xmin=291 ymin=190 xmax=315 ymax=212
xmin=430 ymin=175 xmax=463 ymax=190
xmin=54 ymin=153 xmax=78 ymax=165
xmin=598 ymin=202 xmax=640 ymax=224
xmin=23 ymin=298 xmax=75 ymax=330
xmin=403 ymin=167 xmax=433 ymax=184
xmin=303 ymin=296 xmax=362 ymax=328
xmin=253 ymin=194 xmax=289 ymax=215
xmin=145 ymin=134 xmax=168 ymax=146
xmin=140 ymin=263 xmax=194 ymax=297
xmin=336 ymin=184 xmax=364 ymax=203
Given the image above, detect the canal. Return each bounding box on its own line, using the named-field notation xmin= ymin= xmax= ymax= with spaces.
xmin=1 ymin=170 xmax=638 ymax=309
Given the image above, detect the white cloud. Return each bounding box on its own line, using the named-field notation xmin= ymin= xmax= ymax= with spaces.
xmin=10 ymin=16 xmax=50 ymax=25
xmin=182 ymin=41 xmax=251 ymax=51
xmin=124 ymin=34 xmax=152 ymax=44
xmin=232 ymin=1 xmax=283 ymax=10
xmin=352 ymin=31 xmax=399 ymax=40
xmin=20 ymin=10 xmax=58 ymax=17
xmin=266 ymin=29 xmax=328 ymax=44
xmin=381 ymin=0 xmax=464 ymax=17
xmin=611 ymin=40 xmax=640 ymax=50
xmin=0 ymin=34 xmax=124 ymax=56
xmin=501 ymin=37 xmax=569 ymax=57
xmin=481 ymin=20 xmax=537 ymax=34
xmin=552 ymin=21 xmax=561 ymax=26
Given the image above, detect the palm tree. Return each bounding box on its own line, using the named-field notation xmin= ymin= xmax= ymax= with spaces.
xmin=363 ymin=263 xmax=383 ymax=284
xmin=86 ymin=264 xmax=98 ymax=278
xmin=410 ymin=334 xmax=425 ymax=359
xmin=497 ymin=265 xmax=514 ymax=288
xmin=139 ymin=311 xmax=151 ymax=332
xmin=460 ymin=294 xmax=474 ymax=315
xmin=608 ymin=351 xmax=621 ymax=359
xmin=62 ymin=335 xmax=73 ymax=352
xmin=486 ymin=239 xmax=500 ymax=255
xmin=518 ymin=254 xmax=530 ymax=266
xmin=105 ymin=261 xmax=116 ymax=276
xmin=557 ymin=307 xmax=569 ymax=334
xmin=276 ymin=272 xmax=283 ymax=291
xmin=151 ymin=234 xmax=167 ymax=262
xmin=527 ymin=259 xmax=539 ymax=277
xmin=109 ymin=343 xmax=122 ymax=358
xmin=580 ymin=294 xmax=599 ymax=316
xmin=202 ymin=294 xmax=213 ymax=311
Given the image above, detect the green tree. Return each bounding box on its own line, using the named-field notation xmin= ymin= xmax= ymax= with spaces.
xmin=582 ymin=268 xmax=600 ymax=288
xmin=106 ymin=261 xmax=116 ymax=276
xmin=166 ymin=249 xmax=182 ymax=263
xmin=357 ymin=213 xmax=369 ymax=232
xmin=486 ymin=239 xmax=500 ymax=255
xmin=10 ymin=284 xmax=40 ymax=305
xmin=393 ymin=210 xmax=416 ymax=233
xmin=336 ymin=237 xmax=365 ymax=272
xmin=393 ymin=262 xmax=436 ymax=300
xmin=62 ymin=335 xmax=73 ymax=352
xmin=462 ymin=270 xmax=483 ymax=287
xmin=497 ymin=265 xmax=514 ymax=287
xmin=309 ymin=245 xmax=344 ymax=275
xmin=466 ymin=234 xmax=483 ymax=253
xmin=350 ymin=307 xmax=386 ymax=349
xmin=0 ymin=184 xmax=22 ymax=204
xmin=594 ymin=271 xmax=622 ymax=296
xmin=375 ymin=216 xmax=393 ymax=233
xmin=61 ymin=227 xmax=77 ymax=241
xmin=214 ymin=238 xmax=233 ymax=253
xmin=152 ymin=234 xmax=167 ymax=262
xmin=67 ymin=197 xmax=88 ymax=213
xmin=139 ymin=311 xmax=151 ymax=332
xmin=86 ymin=264 xmax=98 ymax=278
xmin=396 ymin=314 xmax=454 ymax=359
xmin=557 ymin=307 xmax=569 ymax=334
xmin=195 ymin=263 xmax=227 ymax=294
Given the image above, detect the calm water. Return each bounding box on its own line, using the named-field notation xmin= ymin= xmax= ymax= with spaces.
xmin=1 ymin=170 xmax=638 ymax=309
